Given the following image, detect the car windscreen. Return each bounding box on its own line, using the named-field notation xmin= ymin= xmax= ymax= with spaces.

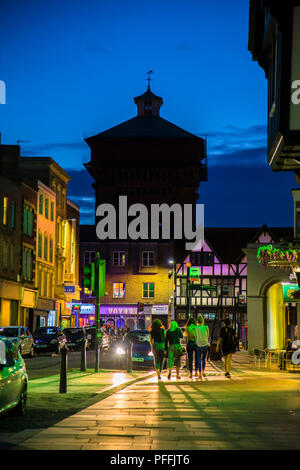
xmin=63 ymin=328 xmax=83 ymax=338
xmin=0 ymin=328 xmax=19 ymax=338
xmin=34 ymin=328 xmax=59 ymax=336
xmin=126 ymin=332 xmax=150 ymax=344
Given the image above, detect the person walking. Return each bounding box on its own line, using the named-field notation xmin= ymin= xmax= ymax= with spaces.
xmin=216 ymin=318 xmax=238 ymax=378
xmin=195 ymin=315 xmax=210 ymax=380
xmin=185 ymin=317 xmax=198 ymax=379
xmin=149 ymin=319 xmax=166 ymax=380
xmin=165 ymin=321 xmax=183 ymax=380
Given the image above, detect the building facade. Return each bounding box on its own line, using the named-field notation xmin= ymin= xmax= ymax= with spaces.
xmin=80 ymin=85 xmax=207 ymax=329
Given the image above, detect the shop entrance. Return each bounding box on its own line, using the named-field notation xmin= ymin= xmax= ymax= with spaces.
xmin=266 ymin=283 xmax=285 ymax=350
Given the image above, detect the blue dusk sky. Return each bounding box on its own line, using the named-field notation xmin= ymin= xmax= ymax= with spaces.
xmin=0 ymin=0 xmax=296 ymax=226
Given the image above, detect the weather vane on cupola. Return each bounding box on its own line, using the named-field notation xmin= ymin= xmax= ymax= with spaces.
xmin=146 ymin=70 xmax=154 ymax=90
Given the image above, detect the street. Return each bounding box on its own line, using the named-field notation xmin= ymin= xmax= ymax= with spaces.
xmin=1 ymin=352 xmax=300 ymax=450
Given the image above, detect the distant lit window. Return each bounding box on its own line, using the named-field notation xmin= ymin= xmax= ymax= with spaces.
xmin=2 ymin=197 xmax=8 ymax=225
xmin=143 ymin=282 xmax=154 ymax=298
xmin=10 ymin=201 xmax=15 ymax=228
xmin=84 ymin=251 xmax=96 ymax=265
xmin=113 ymin=251 xmax=126 ymax=267
xmin=44 ymin=234 xmax=48 ymax=261
xmin=45 ymin=198 xmax=49 ymax=219
xmin=49 ymin=237 xmax=53 ymax=263
xmin=113 ymin=282 xmax=125 ymax=298
xmin=50 ymin=201 xmax=54 ymax=221
xmin=38 ymin=232 xmax=42 ymax=258
xmin=39 ymin=194 xmax=43 ymax=215
xmin=142 ymin=251 xmax=155 ymax=267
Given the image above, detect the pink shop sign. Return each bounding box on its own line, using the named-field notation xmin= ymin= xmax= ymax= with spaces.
xmin=101 ymin=306 xmax=138 ymax=315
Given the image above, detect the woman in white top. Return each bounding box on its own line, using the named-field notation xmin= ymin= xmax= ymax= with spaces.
xmin=195 ymin=315 xmax=210 ymax=379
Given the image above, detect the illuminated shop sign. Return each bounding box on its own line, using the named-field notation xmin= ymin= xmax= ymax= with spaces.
xmin=282 ymin=283 xmax=300 ymax=302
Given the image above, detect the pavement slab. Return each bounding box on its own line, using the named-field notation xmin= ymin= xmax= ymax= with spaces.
xmin=9 ymin=353 xmax=300 ymax=450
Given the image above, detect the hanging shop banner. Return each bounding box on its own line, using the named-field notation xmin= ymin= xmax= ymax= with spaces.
xmin=282 ymin=283 xmax=300 ymax=302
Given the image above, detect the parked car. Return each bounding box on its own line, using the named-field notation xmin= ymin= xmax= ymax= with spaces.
xmin=0 ymin=337 xmax=28 ymax=415
xmin=83 ymin=326 xmax=110 ymax=351
xmin=33 ymin=327 xmax=67 ymax=354
xmin=63 ymin=327 xmax=87 ymax=351
xmin=0 ymin=326 xmax=35 ymax=358
xmin=115 ymin=330 xmax=155 ymax=369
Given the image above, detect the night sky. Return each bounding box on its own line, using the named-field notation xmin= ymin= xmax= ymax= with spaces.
xmin=0 ymin=0 xmax=296 ymax=227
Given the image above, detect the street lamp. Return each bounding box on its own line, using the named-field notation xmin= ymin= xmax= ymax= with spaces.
xmin=168 ymin=260 xmax=176 ymax=322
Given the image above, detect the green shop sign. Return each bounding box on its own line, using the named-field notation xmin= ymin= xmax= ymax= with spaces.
xmin=282 ymin=284 xmax=300 ymax=302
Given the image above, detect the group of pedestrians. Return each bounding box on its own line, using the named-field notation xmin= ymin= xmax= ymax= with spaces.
xmin=149 ymin=316 xmax=238 ymax=381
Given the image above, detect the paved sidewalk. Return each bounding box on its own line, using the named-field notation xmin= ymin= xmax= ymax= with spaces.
xmin=13 ymin=354 xmax=300 ymax=451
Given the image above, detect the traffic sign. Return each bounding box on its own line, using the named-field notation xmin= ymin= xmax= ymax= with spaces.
xmin=189 ymin=284 xmax=217 ymax=291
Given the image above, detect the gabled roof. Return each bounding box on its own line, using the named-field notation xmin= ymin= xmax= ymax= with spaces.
xmin=85 ymin=116 xmax=202 ymax=143
xmin=203 ymin=226 xmax=294 ymax=265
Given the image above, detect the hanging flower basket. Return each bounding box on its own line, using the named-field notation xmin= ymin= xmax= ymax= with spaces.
xmin=257 ymin=244 xmax=300 ymax=270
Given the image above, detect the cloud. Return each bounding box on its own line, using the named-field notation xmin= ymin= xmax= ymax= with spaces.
xmin=22 ymin=141 xmax=87 ymax=154
xmin=197 ymin=124 xmax=267 ymax=167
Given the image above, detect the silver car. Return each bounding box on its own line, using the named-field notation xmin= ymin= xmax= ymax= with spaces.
xmin=0 ymin=338 xmax=28 ymax=415
xmin=0 ymin=326 xmax=35 ymax=357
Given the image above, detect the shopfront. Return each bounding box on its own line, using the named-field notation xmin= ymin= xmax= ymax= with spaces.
xmin=20 ymin=287 xmax=38 ymax=332
xmin=0 ymin=280 xmax=22 ymax=326
xmin=35 ymin=298 xmax=56 ymax=330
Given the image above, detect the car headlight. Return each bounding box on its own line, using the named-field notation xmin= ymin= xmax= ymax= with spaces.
xmin=148 ymin=351 xmax=153 ymax=356
xmin=50 ymin=339 xmax=58 ymax=344
xmin=116 ymin=347 xmax=126 ymax=355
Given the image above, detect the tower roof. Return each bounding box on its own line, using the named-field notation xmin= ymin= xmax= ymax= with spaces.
xmin=134 ymin=85 xmax=163 ymax=117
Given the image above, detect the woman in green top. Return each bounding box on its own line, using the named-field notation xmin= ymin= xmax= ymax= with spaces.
xmin=185 ymin=317 xmax=198 ymax=379
xmin=149 ymin=319 xmax=166 ymax=380
xmin=165 ymin=321 xmax=183 ymax=380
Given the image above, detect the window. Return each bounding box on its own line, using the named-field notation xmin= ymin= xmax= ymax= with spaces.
xmin=2 ymin=197 xmax=8 ymax=225
xmin=10 ymin=201 xmax=15 ymax=228
xmin=38 ymin=232 xmax=43 ymax=258
xmin=49 ymin=237 xmax=53 ymax=263
xmin=9 ymin=244 xmax=14 ymax=271
xmin=39 ymin=194 xmax=43 ymax=215
xmin=50 ymin=201 xmax=54 ymax=221
xmin=84 ymin=251 xmax=96 ymax=265
xmin=142 ymin=251 xmax=155 ymax=267
xmin=113 ymin=282 xmax=125 ymax=298
xmin=44 ymin=234 xmax=48 ymax=261
xmin=143 ymin=282 xmax=154 ymax=298
xmin=113 ymin=251 xmax=126 ymax=267
xmin=45 ymin=198 xmax=49 ymax=219
xmin=23 ymin=206 xmax=33 ymax=237
xmin=22 ymin=247 xmax=32 ymax=280
xmin=2 ymin=241 xmax=8 ymax=270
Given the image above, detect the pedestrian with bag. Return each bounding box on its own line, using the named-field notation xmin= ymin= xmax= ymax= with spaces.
xmin=165 ymin=321 xmax=183 ymax=380
xmin=149 ymin=319 xmax=166 ymax=381
xmin=216 ymin=318 xmax=238 ymax=378
xmin=185 ymin=317 xmax=198 ymax=379
xmin=195 ymin=315 xmax=210 ymax=380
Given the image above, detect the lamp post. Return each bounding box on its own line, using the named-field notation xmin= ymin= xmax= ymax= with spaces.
xmin=168 ymin=260 xmax=176 ymax=322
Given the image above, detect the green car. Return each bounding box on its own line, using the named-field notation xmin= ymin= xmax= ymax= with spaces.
xmin=0 ymin=337 xmax=28 ymax=415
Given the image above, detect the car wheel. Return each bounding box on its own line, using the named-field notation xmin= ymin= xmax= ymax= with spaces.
xmin=11 ymin=383 xmax=27 ymax=416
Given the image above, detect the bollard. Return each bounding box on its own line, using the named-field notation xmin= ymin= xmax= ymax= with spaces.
xmin=59 ymin=345 xmax=68 ymax=393
xmin=127 ymin=342 xmax=132 ymax=373
xmin=80 ymin=339 xmax=87 ymax=372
